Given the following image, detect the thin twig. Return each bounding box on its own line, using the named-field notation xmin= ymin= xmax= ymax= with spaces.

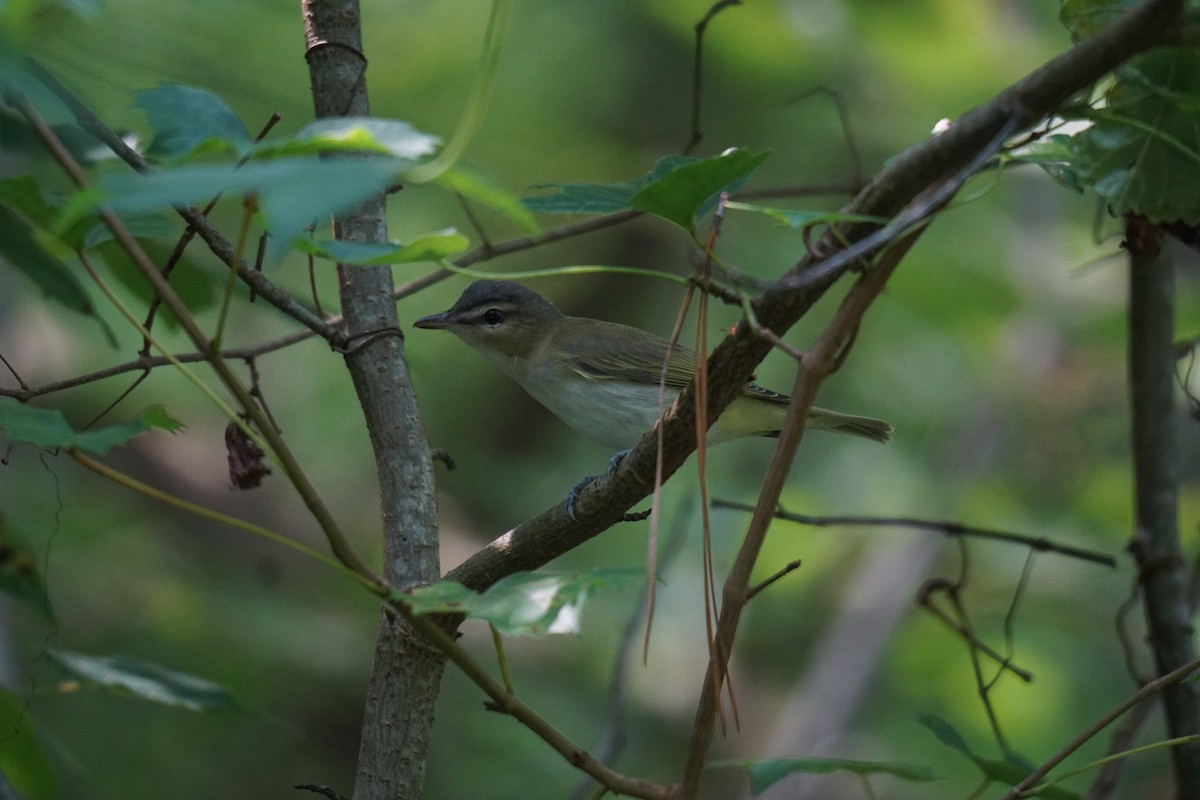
xmin=917 ymin=581 xmax=1034 ymax=683
xmin=16 ymin=93 xmax=384 ymax=591
xmin=686 ymin=0 xmax=743 ymax=154
xmin=675 ymin=227 xmax=916 ymax=798
xmin=1000 ymin=654 xmax=1200 ymax=800
xmin=747 ymin=560 xmax=802 ymax=599
xmin=712 ymin=502 xmax=1118 ymax=568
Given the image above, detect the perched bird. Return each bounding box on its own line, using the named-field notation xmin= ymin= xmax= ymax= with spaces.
xmin=414 ymin=279 xmax=891 ymax=450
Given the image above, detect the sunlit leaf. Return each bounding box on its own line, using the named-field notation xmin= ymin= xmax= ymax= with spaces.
xmin=402 ymin=569 xmax=644 ymax=636
xmin=48 ymin=649 xmax=238 ymax=712
xmin=299 ymin=227 xmax=469 ymax=265
xmin=0 ymin=514 xmax=52 ymax=619
xmin=135 ymin=83 xmax=252 ymax=159
xmin=251 ymin=117 xmax=441 ymax=160
xmin=0 ymin=402 xmax=183 ymax=455
xmin=711 ymin=756 xmax=935 ymax=796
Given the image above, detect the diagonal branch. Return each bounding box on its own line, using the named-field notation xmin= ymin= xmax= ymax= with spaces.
xmin=673 ymin=227 xmax=917 ymax=798
xmin=444 ymin=0 xmax=1184 ymax=596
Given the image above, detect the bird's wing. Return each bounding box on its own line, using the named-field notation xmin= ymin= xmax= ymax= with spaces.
xmin=739 ymin=381 xmax=789 ymax=406
xmin=558 ymin=320 xmax=699 ymax=389
xmin=559 ymin=318 xmax=793 ymax=405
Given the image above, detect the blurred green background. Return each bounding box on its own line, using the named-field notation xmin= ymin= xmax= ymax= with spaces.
xmin=2 ymin=1 xmax=1198 ymax=799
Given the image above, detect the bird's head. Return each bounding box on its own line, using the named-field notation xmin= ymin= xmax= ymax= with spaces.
xmin=414 ymin=279 xmax=564 ymax=359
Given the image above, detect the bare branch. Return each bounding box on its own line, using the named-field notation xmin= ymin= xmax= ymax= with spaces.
xmin=711 ymin=501 xmax=1118 ymax=568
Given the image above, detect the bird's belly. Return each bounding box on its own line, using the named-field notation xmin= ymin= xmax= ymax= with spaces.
xmin=530 ymin=380 xmax=673 ymax=451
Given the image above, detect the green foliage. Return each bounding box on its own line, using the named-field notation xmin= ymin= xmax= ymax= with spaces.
xmin=724 ymin=200 xmax=888 ymax=231
xmin=0 ymin=513 xmax=52 ymax=618
xmin=711 ymin=756 xmax=935 ymax=796
xmin=403 ymin=569 xmax=644 ymax=636
xmin=64 ymin=156 xmax=411 ymax=263
xmin=1059 ymin=0 xmax=1139 ymax=41
xmin=256 ymin=117 xmax=441 ymax=161
xmin=1069 ymin=48 xmax=1200 ymax=224
xmin=1 ymin=0 xmax=97 ymax=46
xmin=629 ymin=148 xmax=769 ymax=231
xmin=47 ymin=649 xmax=239 ymax=712
xmin=296 ymin=227 xmax=469 ymax=266
xmin=437 ymin=166 xmax=538 ymax=234
xmin=0 ymin=402 xmax=183 ymax=455
xmin=1019 ymin=2 xmax=1200 ymax=224
xmin=0 ymin=203 xmax=95 ymax=316
xmin=918 ymin=714 xmax=1080 ymax=800
xmin=523 ymin=149 xmax=768 ymax=230
xmin=0 ymin=688 xmax=56 ymax=800
xmin=0 ymin=174 xmax=174 ymax=339
xmin=0 ymin=2 xmax=1192 ymax=798
xmin=135 ymin=83 xmax=252 ymax=159
xmin=136 ymin=84 xmax=441 ymax=163
xmin=84 ymin=84 xmax=446 ymax=261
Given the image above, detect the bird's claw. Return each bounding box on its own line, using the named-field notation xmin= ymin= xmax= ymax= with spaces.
xmin=565 ymin=449 xmax=631 ymax=521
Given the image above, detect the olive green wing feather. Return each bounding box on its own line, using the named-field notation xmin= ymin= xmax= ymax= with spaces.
xmin=557 ymin=319 xmax=699 ymax=388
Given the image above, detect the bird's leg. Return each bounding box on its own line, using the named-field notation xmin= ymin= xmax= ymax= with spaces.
xmin=565 ymin=449 xmax=630 ymax=521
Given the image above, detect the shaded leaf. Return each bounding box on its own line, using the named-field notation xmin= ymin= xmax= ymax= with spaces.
xmin=0 ymin=402 xmax=183 ymax=455
xmin=135 ymin=83 xmax=252 ymax=159
xmin=1050 ymin=47 xmax=1200 ymax=224
xmin=917 ymin=712 xmax=975 ymax=758
xmin=0 ymin=688 xmax=57 ymax=800
xmin=724 ymin=200 xmax=888 ymax=230
xmin=1059 ymin=0 xmax=1137 ymax=42
xmin=0 ymin=204 xmax=95 ymax=317
xmin=299 ymin=228 xmax=469 ymax=265
xmin=81 ymin=212 xmax=176 ymax=249
xmin=711 ymin=757 xmax=935 ymax=796
xmin=403 ymin=568 xmax=644 ymax=636
xmin=523 ymin=154 xmax=699 ymax=215
xmin=48 ymin=649 xmax=238 ymax=712
xmin=917 ymin=714 xmax=1079 ymax=800
xmin=1006 ymin=135 xmax=1085 ymax=192
xmin=0 ymin=175 xmax=63 ymax=227
xmin=66 ymin=156 xmax=410 ymax=263
xmin=439 ymin=166 xmax=538 ymax=234
xmin=0 ymin=513 xmax=52 ymax=619
xmin=630 ymin=148 xmax=769 ymax=230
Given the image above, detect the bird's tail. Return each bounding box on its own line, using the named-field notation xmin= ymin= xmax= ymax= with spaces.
xmin=805 ymin=407 xmax=892 ymax=443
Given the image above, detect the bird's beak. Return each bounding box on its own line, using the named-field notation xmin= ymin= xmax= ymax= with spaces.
xmin=413 ymin=311 xmax=452 ymax=330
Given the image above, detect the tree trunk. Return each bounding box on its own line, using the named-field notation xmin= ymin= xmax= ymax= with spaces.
xmin=302 ymin=3 xmax=445 ymax=798
xmin=1126 ymin=215 xmax=1200 ymax=798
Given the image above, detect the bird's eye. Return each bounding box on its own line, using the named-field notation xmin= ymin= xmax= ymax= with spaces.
xmin=482 ymin=308 xmax=504 ymax=325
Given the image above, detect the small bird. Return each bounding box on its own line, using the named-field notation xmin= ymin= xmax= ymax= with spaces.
xmin=414 ymin=279 xmax=891 ymax=450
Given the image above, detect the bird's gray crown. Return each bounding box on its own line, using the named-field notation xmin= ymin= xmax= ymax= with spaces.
xmin=450 ymin=279 xmax=560 ymax=317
